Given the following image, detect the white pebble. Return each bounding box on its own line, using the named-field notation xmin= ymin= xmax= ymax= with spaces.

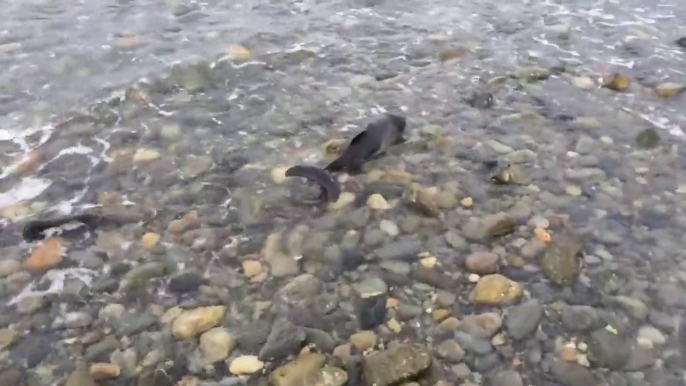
xmin=637 ymin=325 xmax=666 ymax=346
xmin=380 ymin=220 xmax=399 ymax=237
xmin=367 ymin=194 xmax=391 ymax=210
xmin=468 ymin=273 xmax=480 ymax=283
xmin=229 ymin=355 xmax=264 ymax=375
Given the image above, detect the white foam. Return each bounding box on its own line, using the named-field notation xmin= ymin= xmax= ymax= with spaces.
xmin=0 ymin=177 xmax=51 ymax=209
xmin=7 ymin=267 xmax=98 ymax=306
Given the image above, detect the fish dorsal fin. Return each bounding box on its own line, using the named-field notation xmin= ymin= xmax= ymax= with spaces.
xmin=348 ymin=130 xmax=368 ymax=147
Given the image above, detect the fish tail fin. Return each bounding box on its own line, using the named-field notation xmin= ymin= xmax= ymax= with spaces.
xmin=285 ymin=165 xmax=341 ymax=202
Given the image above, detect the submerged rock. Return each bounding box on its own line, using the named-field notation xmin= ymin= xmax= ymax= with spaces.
xmin=655 ymin=82 xmax=685 ymax=98
xmin=587 ymin=328 xmax=631 ymax=369
xmin=362 ymin=343 xmax=432 ymax=386
xmin=269 ymin=352 xmax=325 ymax=386
xmin=172 ymin=306 xmax=226 ymax=340
xmin=258 ymin=319 xmax=306 ymax=361
xmin=470 ymin=274 xmax=523 ymax=306
xmin=505 ymin=300 xmax=544 ymax=340
xmin=602 ymin=73 xmax=631 ymax=91
xmin=463 ymin=213 xmax=516 ymax=240
xmin=635 ymin=128 xmax=660 ymax=149
xmin=539 ymin=235 xmax=582 ymax=286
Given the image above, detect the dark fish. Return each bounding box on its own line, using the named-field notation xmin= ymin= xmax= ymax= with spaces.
xmin=325 ymin=113 xmax=407 ymax=174
xmin=21 ymin=206 xmax=145 ymax=242
xmin=466 ymin=91 xmax=494 ymax=109
xmin=676 ymin=37 xmax=686 ymax=49
xmin=285 ymin=165 xmax=341 ymax=202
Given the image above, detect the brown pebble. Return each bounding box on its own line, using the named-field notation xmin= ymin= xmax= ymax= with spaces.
xmin=440 ymin=317 xmax=461 ymax=331
xmin=333 ymin=343 xmax=352 ymax=362
xmin=602 ymin=73 xmax=631 ymax=91
xmin=465 ymin=252 xmax=500 ymax=275
xmin=432 ymin=309 xmax=451 ymax=322
xmin=141 ymin=232 xmax=161 ymax=249
xmin=560 ymin=345 xmax=577 ymax=362
xmin=90 ymin=363 xmax=121 ymax=380
xmin=167 ymin=219 xmax=187 ymax=235
xmin=350 ymin=331 xmax=377 ymax=351
xmin=24 ymin=237 xmax=67 ymax=271
xmin=507 ymin=255 xmax=526 ymax=268
xmin=386 ymin=297 xmax=399 ymax=308
xmin=387 ymin=318 xmax=402 ymax=333
xmin=491 ymin=333 xmax=506 ymax=346
xmin=183 ymin=210 xmax=199 ymax=225
xmin=242 ymin=260 xmax=263 ymax=278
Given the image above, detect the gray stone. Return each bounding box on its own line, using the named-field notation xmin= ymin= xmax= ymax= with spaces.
xmin=362 ymin=343 xmax=432 ymax=386
xmin=275 ymin=274 xmax=323 ymax=306
xmin=258 ymin=319 xmax=306 ymax=361
xmin=459 ymin=313 xmax=503 ymax=339
xmin=396 ymin=303 xmax=423 ymax=321
xmin=623 ymin=348 xmax=656 ymax=371
xmin=363 ymin=229 xmax=387 ymax=248
xmin=375 ymin=240 xmax=422 ymax=260
xmin=587 ymin=328 xmax=631 ymax=370
xmin=540 ymin=236 xmax=582 ymax=286
xmin=380 ymin=261 xmax=411 ymax=276
xmin=435 ymin=291 xmax=456 ymax=307
xmin=505 ymin=299 xmax=544 ymax=340
xmin=561 ymin=306 xmax=601 ymax=332
xmin=444 ymin=230 xmax=467 ymax=250
xmin=16 ymin=295 xmax=46 ymax=315
xmin=64 ymin=312 xmax=94 ymax=329
xmin=454 ymin=331 xmax=493 ymax=355
xmin=122 ymin=262 xmax=167 ymax=288
xmin=85 ymin=335 xmax=120 ymax=361
xmin=486 ymin=370 xmax=523 ymax=386
xmin=435 ymin=339 xmax=465 ymax=363
xmin=0 ymin=259 xmax=21 ymax=277
xmin=551 ymin=360 xmax=597 ymax=386
xmin=353 ymin=276 xmax=387 ymax=298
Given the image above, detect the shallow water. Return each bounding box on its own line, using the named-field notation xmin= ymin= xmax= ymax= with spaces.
xmin=1 ymin=0 xmax=686 ymax=385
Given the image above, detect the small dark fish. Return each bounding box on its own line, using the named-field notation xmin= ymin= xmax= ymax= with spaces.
xmin=21 ymin=206 xmax=145 ymax=242
xmin=325 ymin=113 xmax=407 ymax=174
xmin=285 ymin=165 xmax=341 ymax=202
xmin=466 ymin=91 xmax=494 ymax=109
xmin=676 ymin=37 xmax=686 ymax=49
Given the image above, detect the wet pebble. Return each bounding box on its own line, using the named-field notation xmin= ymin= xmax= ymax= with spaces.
xmin=470 ymin=274 xmax=523 ymax=306
xmin=487 ymin=370 xmax=523 ymax=386
xmin=459 ymin=313 xmax=503 ymax=339
xmin=229 ymin=355 xmax=264 ymax=375
xmin=637 ymin=325 xmax=666 ymax=347
xmin=435 ymin=339 xmax=466 ymax=363
xmin=172 ymin=306 xmax=226 ymax=340
xmin=375 ymin=239 xmax=422 ymax=260
xmin=258 ymin=318 xmax=306 ymax=361
xmin=379 ymin=220 xmax=399 ymax=237
xmin=561 ymin=305 xmax=601 ymax=332
xmin=362 ymin=343 xmax=432 ymax=386
xmin=455 ymin=331 xmax=493 ymax=355
xmin=551 ymin=360 xmax=596 ymax=386
xmin=587 ymin=328 xmax=631 ymax=369
xmin=505 ymin=299 xmax=544 ymax=340
xmin=465 ymin=251 xmax=499 ymax=274
xmin=0 ymin=259 xmax=21 ymax=277
xmin=200 ymin=327 xmax=234 ymax=363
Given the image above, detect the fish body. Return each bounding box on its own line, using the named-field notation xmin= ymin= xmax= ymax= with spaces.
xmin=325 ymin=113 xmax=407 ymax=173
xmin=21 ymin=206 xmax=145 ymax=242
xmin=285 ymin=165 xmax=341 ymax=202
